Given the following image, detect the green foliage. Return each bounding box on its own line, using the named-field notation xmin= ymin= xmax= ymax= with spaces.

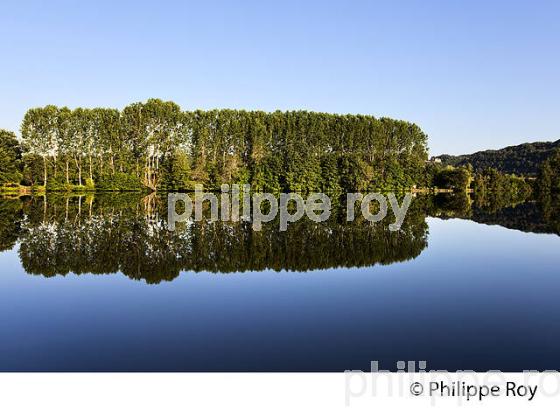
xmin=285 ymin=152 xmax=321 ymax=193
xmin=433 ymin=166 xmax=471 ymax=191
xmin=435 ymin=139 xmax=560 ymax=176
xmin=11 ymin=99 xmax=560 ymax=197
xmin=96 ymin=172 xmax=144 ymax=191
xmin=251 ymin=156 xmax=283 ymax=192
xmin=471 ymin=167 xmax=533 ymax=205
xmin=160 ymin=150 xmax=192 ymax=191
xmin=338 ymin=155 xmax=366 ymax=192
xmin=536 ymin=149 xmax=560 ymax=195
xmin=0 ymin=129 xmax=22 ymax=185
xmin=21 ymin=154 xmax=45 ymax=186
xmin=46 ymin=176 xmax=75 ymax=191
xmin=85 ymin=178 xmax=95 ymax=190
xmin=319 ymin=154 xmax=342 ymax=193
xmin=15 ymin=101 xmax=429 ymax=192
xmin=233 ymin=167 xmax=250 ymax=185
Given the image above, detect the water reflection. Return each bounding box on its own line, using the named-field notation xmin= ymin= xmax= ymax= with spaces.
xmin=426 ymin=193 xmax=560 ymax=235
xmin=0 ymin=192 xmax=558 ymax=284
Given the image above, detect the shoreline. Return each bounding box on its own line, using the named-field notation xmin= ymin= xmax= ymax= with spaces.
xmin=1 ymin=185 xmax=472 ymax=196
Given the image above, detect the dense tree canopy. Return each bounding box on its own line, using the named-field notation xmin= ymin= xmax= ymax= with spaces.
xmin=7 ymin=99 xmax=552 ymax=196
xmin=430 ymin=166 xmax=472 ymax=191
xmin=536 ymin=149 xmax=560 ymax=195
xmin=424 ymin=161 xmax=532 ymax=205
xmin=435 ymin=139 xmax=560 ymax=176
xmin=0 ymin=129 xmax=22 ymax=185
xmin=11 ymin=99 xmax=430 ymax=192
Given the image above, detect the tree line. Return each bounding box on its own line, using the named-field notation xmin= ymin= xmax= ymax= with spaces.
xmin=1 ymin=99 xmax=430 ymax=192
xmin=0 ymin=129 xmax=22 ymax=185
xmin=434 ymin=139 xmax=560 ymax=176
xmin=424 ymin=161 xmax=534 ymax=204
xmin=536 ymin=149 xmax=560 ymax=195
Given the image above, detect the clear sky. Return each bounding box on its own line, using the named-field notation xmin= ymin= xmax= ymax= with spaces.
xmin=1 ymin=0 xmax=558 ymax=155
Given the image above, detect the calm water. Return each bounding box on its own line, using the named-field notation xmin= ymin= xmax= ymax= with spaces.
xmin=0 ymin=193 xmax=559 ymax=371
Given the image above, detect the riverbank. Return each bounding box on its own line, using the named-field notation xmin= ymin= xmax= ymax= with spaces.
xmin=1 ymin=186 xmax=459 ymax=195
xmin=1 ymin=184 xmax=473 ymax=196
xmin=0 ymin=184 xmax=141 ymax=195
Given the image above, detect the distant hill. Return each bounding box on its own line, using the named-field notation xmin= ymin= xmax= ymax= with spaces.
xmin=434 ymin=139 xmax=560 ymax=176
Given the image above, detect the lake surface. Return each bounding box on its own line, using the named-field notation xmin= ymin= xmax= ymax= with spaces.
xmin=0 ymin=193 xmax=559 ymax=371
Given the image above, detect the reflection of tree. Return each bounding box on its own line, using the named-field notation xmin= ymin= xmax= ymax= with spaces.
xmin=468 ymin=201 xmax=560 ymax=235
xmin=17 ymin=196 xmax=183 ymax=283
xmin=6 ymin=194 xmax=429 ymax=284
xmin=423 ymin=193 xmax=472 ymax=219
xmin=424 ymin=193 xmax=560 ymax=236
xmin=3 ymin=192 xmax=559 ymax=284
xmin=537 ymin=194 xmax=560 ymax=234
xmin=472 ymin=190 xmax=528 ymax=214
xmin=0 ymin=198 xmax=23 ymax=252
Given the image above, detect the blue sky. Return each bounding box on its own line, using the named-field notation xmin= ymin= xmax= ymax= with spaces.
xmin=1 ymin=0 xmax=558 ymax=155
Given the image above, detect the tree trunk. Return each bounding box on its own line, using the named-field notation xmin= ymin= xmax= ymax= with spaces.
xmin=74 ymin=158 xmax=82 ymax=185
xmin=65 ymin=197 xmax=69 ymax=221
xmin=43 ymin=156 xmax=48 ymax=187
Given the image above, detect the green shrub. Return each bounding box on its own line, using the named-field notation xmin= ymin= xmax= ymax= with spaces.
xmin=46 ymin=177 xmax=74 ymax=191
xmin=85 ymin=178 xmax=95 ymax=190
xmin=96 ymin=172 xmax=144 ymax=191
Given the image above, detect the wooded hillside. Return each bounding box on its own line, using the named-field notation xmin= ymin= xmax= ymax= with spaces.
xmin=434 ymin=139 xmax=560 ymax=176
